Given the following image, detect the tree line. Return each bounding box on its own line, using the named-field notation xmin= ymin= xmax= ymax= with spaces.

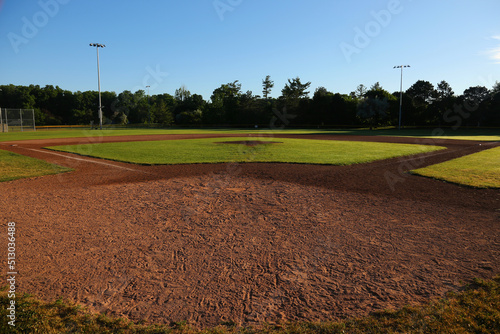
xmin=0 ymin=77 xmax=499 ymax=128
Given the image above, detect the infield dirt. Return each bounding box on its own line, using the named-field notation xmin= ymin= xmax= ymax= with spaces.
xmin=0 ymin=134 xmax=498 ymax=328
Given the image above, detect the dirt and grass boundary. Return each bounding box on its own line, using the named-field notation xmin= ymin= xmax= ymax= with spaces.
xmin=3 ymin=129 xmax=496 ymax=332
xmin=1 ymin=276 xmax=499 ymax=333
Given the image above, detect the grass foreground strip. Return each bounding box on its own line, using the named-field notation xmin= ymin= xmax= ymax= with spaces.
xmin=47 ymin=137 xmax=445 ymax=165
xmin=0 ymin=149 xmax=72 ymax=182
xmin=411 ymin=146 xmax=500 ymax=188
xmin=1 ymin=275 xmax=499 ymax=333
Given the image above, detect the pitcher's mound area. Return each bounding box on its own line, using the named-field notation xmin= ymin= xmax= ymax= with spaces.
xmin=216 ymin=140 xmax=283 ymax=146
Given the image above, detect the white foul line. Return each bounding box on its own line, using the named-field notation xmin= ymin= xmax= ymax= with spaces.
xmin=25 ymin=148 xmax=143 ymax=172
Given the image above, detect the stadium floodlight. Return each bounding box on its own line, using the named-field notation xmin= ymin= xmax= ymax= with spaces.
xmin=90 ymin=43 xmax=106 ymax=129
xmin=146 ymin=85 xmax=151 ymax=124
xmin=394 ymin=65 xmax=410 ymax=130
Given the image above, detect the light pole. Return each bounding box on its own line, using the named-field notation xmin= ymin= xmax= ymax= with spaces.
xmin=146 ymin=85 xmax=151 ymax=124
xmin=393 ymin=65 xmax=410 ymax=130
xmin=90 ymin=43 xmax=106 ymax=129
xmin=0 ymin=89 xmax=3 ymax=133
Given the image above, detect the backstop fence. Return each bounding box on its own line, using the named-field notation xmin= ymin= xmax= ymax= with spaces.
xmin=0 ymin=108 xmax=36 ymax=132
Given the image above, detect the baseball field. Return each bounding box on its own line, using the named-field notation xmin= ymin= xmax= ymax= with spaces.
xmin=0 ymin=128 xmax=498 ymax=332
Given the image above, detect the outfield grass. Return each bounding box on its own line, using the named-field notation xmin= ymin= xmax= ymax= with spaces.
xmin=412 ymin=146 xmax=500 ymax=188
xmin=47 ymin=137 xmax=445 ymax=165
xmin=0 ymin=149 xmax=72 ymax=182
xmin=0 ymin=127 xmax=499 ymax=143
xmin=1 ymin=276 xmax=499 ymax=333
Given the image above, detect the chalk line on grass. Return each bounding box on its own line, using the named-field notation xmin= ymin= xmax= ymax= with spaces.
xmin=25 ymin=148 xmax=144 ymax=173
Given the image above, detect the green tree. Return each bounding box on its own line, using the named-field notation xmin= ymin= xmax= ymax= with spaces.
xmin=100 ymin=91 xmax=117 ymax=123
xmin=173 ymin=87 xmax=208 ymax=124
xmin=114 ymin=90 xmax=134 ymax=119
xmin=463 ymin=86 xmax=490 ymax=107
xmin=176 ymin=109 xmax=202 ymax=125
xmin=73 ymin=91 xmax=98 ymax=125
xmin=482 ymin=82 xmax=500 ymax=126
xmin=262 ymin=75 xmax=274 ymax=100
xmin=207 ymin=81 xmax=242 ymax=124
xmin=281 ymin=77 xmax=311 ymax=115
xmin=151 ymin=94 xmax=175 ymax=125
xmin=406 ymin=80 xmax=437 ymax=125
xmin=281 ymin=77 xmax=311 ymax=101
xmin=492 ymin=81 xmax=500 ymax=94
xmin=357 ymin=97 xmax=389 ymax=130
xmin=309 ymin=87 xmax=332 ymax=125
xmin=72 ymin=108 xmax=94 ymax=125
xmin=370 ymin=82 xmax=382 ymax=91
xmin=358 ymin=84 xmax=395 ymax=129
xmin=406 ymin=80 xmax=436 ymax=107
xmin=436 ymin=80 xmax=454 ymax=99
xmin=354 ymin=84 xmax=367 ymax=98
xmin=175 ymin=85 xmax=191 ymax=102
xmin=132 ymin=90 xmax=149 ymax=123
xmin=433 ymin=80 xmax=457 ymax=125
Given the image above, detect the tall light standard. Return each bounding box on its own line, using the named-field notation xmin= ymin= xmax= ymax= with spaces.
xmin=90 ymin=43 xmax=106 ymax=130
xmin=0 ymin=89 xmax=3 ymax=133
xmin=146 ymin=85 xmax=151 ymax=124
xmin=393 ymin=65 xmax=410 ymax=130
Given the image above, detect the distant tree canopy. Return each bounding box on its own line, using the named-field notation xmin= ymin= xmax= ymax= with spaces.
xmin=357 ymin=84 xmax=397 ymax=129
xmin=1 ymin=78 xmax=499 ymax=127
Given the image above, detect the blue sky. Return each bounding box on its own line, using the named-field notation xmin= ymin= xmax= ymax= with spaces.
xmin=1 ymin=0 xmax=499 ymax=100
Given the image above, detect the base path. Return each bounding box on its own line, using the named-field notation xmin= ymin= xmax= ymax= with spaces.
xmin=0 ymin=134 xmax=498 ymax=328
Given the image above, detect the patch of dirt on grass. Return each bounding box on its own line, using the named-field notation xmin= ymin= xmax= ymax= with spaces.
xmin=216 ymin=140 xmax=283 ymax=146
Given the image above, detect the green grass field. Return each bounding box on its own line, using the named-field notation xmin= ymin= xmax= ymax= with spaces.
xmin=0 ymin=127 xmax=499 ymax=143
xmin=0 ymin=149 xmax=72 ymax=182
xmin=1 ymin=276 xmax=499 ymax=333
xmin=47 ymin=137 xmax=445 ymax=165
xmin=412 ymin=146 xmax=500 ymax=188
xmin=1 ymin=127 xmax=497 ymax=185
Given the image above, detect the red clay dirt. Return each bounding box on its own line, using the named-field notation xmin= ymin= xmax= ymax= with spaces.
xmin=0 ymin=133 xmax=499 ymax=328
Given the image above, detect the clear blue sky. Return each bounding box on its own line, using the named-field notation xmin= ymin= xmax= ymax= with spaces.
xmin=1 ymin=0 xmax=499 ymax=100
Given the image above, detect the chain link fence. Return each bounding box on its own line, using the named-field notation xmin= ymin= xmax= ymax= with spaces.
xmin=0 ymin=109 xmax=36 ymax=132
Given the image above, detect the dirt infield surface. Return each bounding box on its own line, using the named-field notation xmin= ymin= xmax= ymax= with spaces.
xmin=0 ymin=134 xmax=499 ymax=328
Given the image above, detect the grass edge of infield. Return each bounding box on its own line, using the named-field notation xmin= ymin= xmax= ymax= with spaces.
xmin=410 ymin=146 xmax=500 ymax=188
xmin=0 ymin=149 xmax=73 ymax=183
